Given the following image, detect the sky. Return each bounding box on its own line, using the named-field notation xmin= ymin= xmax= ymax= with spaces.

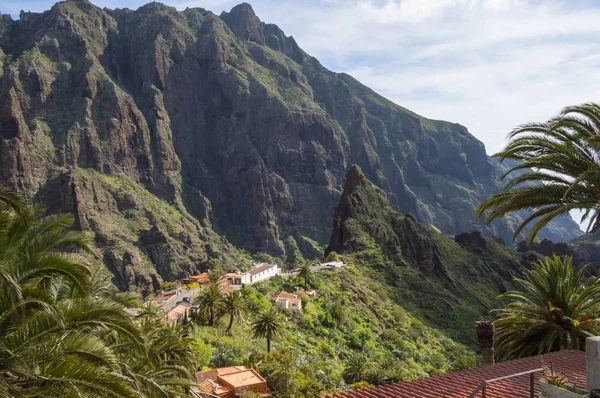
xmin=3 ymin=0 xmax=600 ymax=156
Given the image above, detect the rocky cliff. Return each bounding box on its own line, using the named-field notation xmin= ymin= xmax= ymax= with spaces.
xmin=326 ymin=165 xmax=537 ymax=342
xmin=0 ymin=1 xmax=580 ymax=290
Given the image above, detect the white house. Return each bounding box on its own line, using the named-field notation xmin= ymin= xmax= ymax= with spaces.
xmin=248 ymin=263 xmax=280 ymax=283
xmin=226 ymin=272 xmax=250 ymax=286
xmin=226 ymin=263 xmax=280 ymax=287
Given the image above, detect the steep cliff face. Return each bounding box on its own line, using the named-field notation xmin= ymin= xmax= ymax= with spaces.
xmin=326 ymin=165 xmax=534 ymax=343
xmin=0 ymin=0 xmax=580 ymax=287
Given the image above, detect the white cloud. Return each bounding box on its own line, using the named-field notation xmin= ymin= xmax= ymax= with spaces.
xmin=251 ymin=0 xmax=600 ymax=155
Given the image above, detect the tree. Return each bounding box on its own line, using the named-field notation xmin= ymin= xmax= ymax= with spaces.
xmin=367 ymin=356 xmax=405 ymax=385
xmin=122 ymin=320 xmax=203 ymax=396
xmin=223 ymin=289 xmax=248 ymax=332
xmin=329 ymin=301 xmax=346 ymax=325
xmin=208 ymin=258 xmax=225 ymax=284
xmin=0 ymin=186 xmax=199 ymax=397
xmin=297 ymin=261 xmax=313 ymax=291
xmin=493 ymin=255 xmax=600 ymax=361
xmin=325 ymin=251 xmax=339 ymax=262
xmin=476 ymin=321 xmax=495 ymax=365
xmin=450 ymin=355 xmax=479 ymax=372
xmin=259 ymin=347 xmax=299 ymax=397
xmin=342 ymin=353 xmax=372 ymax=384
xmin=476 ymin=103 xmax=600 ymax=243
xmin=251 ymin=305 xmax=285 ymax=353
xmin=0 ymin=195 xmax=137 ymax=396
xmin=195 ymin=283 xmax=224 ymax=326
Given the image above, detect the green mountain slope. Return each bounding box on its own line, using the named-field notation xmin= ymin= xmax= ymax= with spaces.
xmin=327 ymin=165 xmax=532 ymax=343
xmin=193 ymin=268 xmax=477 ymax=395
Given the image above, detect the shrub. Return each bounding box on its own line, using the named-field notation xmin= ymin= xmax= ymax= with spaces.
xmin=325 ymin=251 xmax=339 ymax=262
xmin=351 ymin=381 xmax=374 ymax=391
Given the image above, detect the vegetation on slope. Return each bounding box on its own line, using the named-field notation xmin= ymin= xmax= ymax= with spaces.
xmin=34 ymin=168 xmax=251 ymax=296
xmin=327 ymin=165 xmax=528 ymax=344
xmin=191 ymin=267 xmax=477 ymax=397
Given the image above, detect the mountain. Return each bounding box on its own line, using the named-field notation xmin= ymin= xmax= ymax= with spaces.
xmin=326 ymin=165 xmax=533 ymax=343
xmin=0 ymin=0 xmax=580 ymax=290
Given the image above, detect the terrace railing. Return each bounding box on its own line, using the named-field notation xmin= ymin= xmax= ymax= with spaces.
xmin=465 ymin=368 xmax=543 ymax=398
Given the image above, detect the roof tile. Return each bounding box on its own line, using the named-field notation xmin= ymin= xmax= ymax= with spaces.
xmin=322 ymin=350 xmax=585 ymax=398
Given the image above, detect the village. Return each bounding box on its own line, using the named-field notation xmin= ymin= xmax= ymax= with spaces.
xmin=145 ymin=259 xmax=346 ymax=397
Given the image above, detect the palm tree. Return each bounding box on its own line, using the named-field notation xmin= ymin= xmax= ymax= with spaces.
xmin=297 ymin=261 xmax=313 ymax=291
xmin=476 ymin=103 xmax=600 ymax=242
xmin=195 ymin=283 xmax=224 ymax=326
xmin=0 ymin=186 xmax=199 ymax=397
xmin=343 ymin=353 xmax=372 ymax=384
xmin=208 ymin=258 xmax=225 ymax=284
xmin=251 ymin=305 xmax=284 ymax=353
xmin=117 ymin=320 xmax=202 ymax=397
xmin=476 ymin=320 xmax=495 ymax=365
xmin=223 ymin=290 xmax=248 ymax=332
xmin=0 ymin=200 xmax=140 ymax=396
xmin=493 ymin=255 xmax=600 ymax=361
xmin=0 ymin=185 xmax=28 ymax=214
xmin=450 ymin=355 xmax=479 ymax=371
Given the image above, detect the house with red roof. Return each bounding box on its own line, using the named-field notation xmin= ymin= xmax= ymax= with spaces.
xmin=182 ymin=273 xmax=210 ymax=287
xmin=323 ymin=349 xmax=592 ymax=398
xmin=272 ymin=290 xmax=302 ymax=313
xmin=191 ymin=366 xmax=270 ymax=397
xmin=165 ymin=303 xmax=190 ymax=326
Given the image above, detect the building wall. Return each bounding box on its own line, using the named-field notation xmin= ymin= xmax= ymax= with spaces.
xmin=275 ymin=299 xmax=289 ymax=310
xmin=250 ymin=265 xmax=280 ymax=283
xmin=235 ymin=383 xmax=269 ymax=395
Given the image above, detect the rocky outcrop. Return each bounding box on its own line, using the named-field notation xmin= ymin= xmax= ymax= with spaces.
xmin=517 ymin=238 xmax=575 ymax=258
xmin=0 ymin=1 xmax=581 ymax=289
xmin=32 ymin=168 xmax=241 ymax=294
xmin=518 ymin=236 xmax=600 ymax=275
xmin=328 ymin=165 xmax=457 ymax=283
xmin=325 ymin=165 xmax=535 ymax=343
xmin=455 ymin=231 xmax=487 ymax=253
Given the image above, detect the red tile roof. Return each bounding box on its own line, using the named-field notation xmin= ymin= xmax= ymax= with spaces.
xmin=195 ymin=366 xmax=269 ymax=397
xmin=166 ymin=303 xmax=189 ymax=324
xmin=274 ymin=290 xmax=297 ymax=299
xmin=323 ymin=350 xmax=585 ymax=398
xmin=189 ymin=273 xmax=209 ymax=284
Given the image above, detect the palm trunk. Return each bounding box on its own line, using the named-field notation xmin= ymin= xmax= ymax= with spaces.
xmin=209 ymin=308 xmax=214 ymax=326
xmin=476 ymin=321 xmax=495 ymax=365
xmin=267 ymin=332 xmax=271 ymax=353
xmin=227 ymin=313 xmax=234 ymax=332
xmin=304 ymin=277 xmax=307 ymax=291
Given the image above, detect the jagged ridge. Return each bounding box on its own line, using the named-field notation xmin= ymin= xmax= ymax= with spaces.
xmin=0 ymin=1 xmax=580 ymax=291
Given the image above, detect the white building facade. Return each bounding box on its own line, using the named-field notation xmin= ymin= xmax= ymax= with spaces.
xmin=227 ymin=263 xmax=280 ymax=287
xmin=248 ymin=263 xmax=280 ymax=283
